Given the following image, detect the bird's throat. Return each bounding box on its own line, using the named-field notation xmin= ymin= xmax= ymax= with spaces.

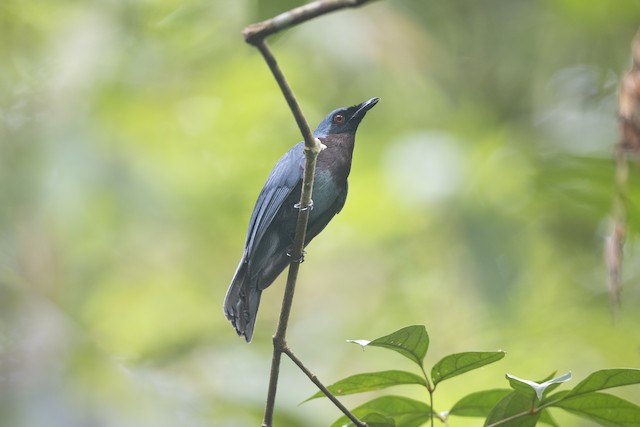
xmin=316 ymin=133 xmax=355 ymax=182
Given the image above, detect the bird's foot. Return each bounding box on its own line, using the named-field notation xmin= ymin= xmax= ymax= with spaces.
xmin=294 ymin=199 xmax=313 ymax=211
xmin=286 ymin=249 xmax=306 ymax=263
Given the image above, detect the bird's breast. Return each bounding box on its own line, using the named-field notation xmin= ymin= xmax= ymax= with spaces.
xmin=310 ymin=169 xmax=344 ymax=218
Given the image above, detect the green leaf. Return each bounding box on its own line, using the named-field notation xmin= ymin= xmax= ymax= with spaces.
xmin=542 ymin=390 xmax=571 ymax=405
xmin=348 ymin=325 xmax=429 ymax=367
xmin=484 ymin=391 xmax=541 ymax=427
xmin=568 ymin=369 xmax=640 ymax=397
xmin=361 ymin=413 xmax=396 ymax=427
xmin=304 ymin=370 xmax=426 ymax=402
xmin=506 ymin=372 xmax=572 ymax=401
xmin=538 ymin=410 xmax=559 ymax=427
xmin=551 ymin=392 xmax=640 ymax=427
xmin=432 ymin=351 xmax=505 ymax=385
xmin=331 ymin=396 xmax=431 ymax=427
xmin=449 ymin=389 xmax=511 ymax=417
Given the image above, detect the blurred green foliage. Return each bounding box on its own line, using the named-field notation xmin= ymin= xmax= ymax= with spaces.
xmin=1 ymin=0 xmax=640 ymax=426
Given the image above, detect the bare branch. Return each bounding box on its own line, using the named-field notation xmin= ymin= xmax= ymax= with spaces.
xmin=244 ymin=0 xmax=375 ymax=45
xmin=245 ymin=2 xmax=376 ymax=426
xmin=256 ymin=40 xmax=319 ymax=427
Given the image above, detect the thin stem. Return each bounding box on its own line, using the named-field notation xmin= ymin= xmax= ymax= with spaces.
xmin=418 ymin=365 xmax=435 ymax=427
xmin=262 ymin=347 xmax=284 ymax=427
xmin=283 ymin=346 xmax=367 ymax=427
xmin=262 ymin=258 xmax=306 ymax=426
xmin=429 ymin=391 xmax=434 ymax=427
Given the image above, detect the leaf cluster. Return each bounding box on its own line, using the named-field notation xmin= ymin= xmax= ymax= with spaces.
xmin=305 ymin=326 xmax=640 ymax=427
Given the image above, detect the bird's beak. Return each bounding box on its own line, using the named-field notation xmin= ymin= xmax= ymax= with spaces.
xmin=349 ymin=97 xmax=380 ymax=122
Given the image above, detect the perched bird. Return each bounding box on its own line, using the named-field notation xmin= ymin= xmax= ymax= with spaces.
xmin=224 ymin=97 xmax=379 ymax=342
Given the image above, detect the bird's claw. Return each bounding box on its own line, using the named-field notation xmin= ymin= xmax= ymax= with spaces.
xmin=294 ymin=199 xmax=313 ymax=211
xmin=286 ymin=250 xmax=306 ymax=263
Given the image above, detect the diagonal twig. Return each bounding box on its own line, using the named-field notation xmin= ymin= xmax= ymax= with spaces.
xmin=283 ymin=345 xmax=366 ymax=426
xmin=244 ymin=0 xmax=375 ymax=45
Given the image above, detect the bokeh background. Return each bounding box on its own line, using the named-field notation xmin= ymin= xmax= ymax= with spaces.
xmin=2 ymin=0 xmax=640 ymax=426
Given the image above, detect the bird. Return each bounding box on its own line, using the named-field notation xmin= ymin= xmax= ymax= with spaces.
xmin=224 ymin=97 xmax=379 ymax=342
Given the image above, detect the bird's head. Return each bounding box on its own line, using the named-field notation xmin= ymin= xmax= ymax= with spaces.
xmin=313 ymin=97 xmax=379 ymax=138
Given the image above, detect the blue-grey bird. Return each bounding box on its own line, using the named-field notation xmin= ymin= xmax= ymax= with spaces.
xmin=224 ymin=97 xmax=379 ymax=342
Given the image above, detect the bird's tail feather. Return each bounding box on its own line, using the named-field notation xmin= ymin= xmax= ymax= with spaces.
xmin=224 ymin=259 xmax=261 ymax=342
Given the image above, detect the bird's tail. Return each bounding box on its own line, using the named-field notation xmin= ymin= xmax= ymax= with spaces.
xmin=224 ymin=258 xmax=262 ymax=342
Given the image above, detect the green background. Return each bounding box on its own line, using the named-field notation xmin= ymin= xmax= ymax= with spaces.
xmin=2 ymin=0 xmax=640 ymax=426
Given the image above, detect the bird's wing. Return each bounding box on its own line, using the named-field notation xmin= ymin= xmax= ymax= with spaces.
xmin=244 ymin=142 xmax=304 ymax=257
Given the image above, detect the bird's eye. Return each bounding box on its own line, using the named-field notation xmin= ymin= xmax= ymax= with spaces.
xmin=333 ymin=114 xmax=345 ymax=124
